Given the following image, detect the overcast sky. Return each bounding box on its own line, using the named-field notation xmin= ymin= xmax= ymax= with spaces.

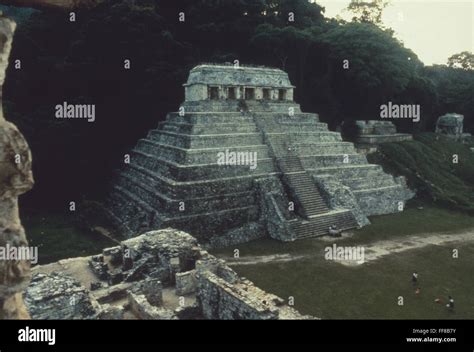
xmin=314 ymin=0 xmax=474 ymax=66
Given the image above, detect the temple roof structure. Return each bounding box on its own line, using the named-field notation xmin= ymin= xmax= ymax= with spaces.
xmin=184 ymin=64 xmax=295 ymax=88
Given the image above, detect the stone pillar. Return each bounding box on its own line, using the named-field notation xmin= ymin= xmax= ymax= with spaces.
xmin=218 ymin=85 xmax=226 ymax=100
xmin=237 ymin=86 xmax=243 ymax=100
xmin=271 ymin=89 xmax=278 ymax=101
xmin=287 ymin=88 xmax=294 ymax=101
xmin=0 ymin=16 xmax=34 ymax=319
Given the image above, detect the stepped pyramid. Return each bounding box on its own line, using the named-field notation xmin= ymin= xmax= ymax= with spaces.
xmin=106 ymin=64 xmax=414 ymax=244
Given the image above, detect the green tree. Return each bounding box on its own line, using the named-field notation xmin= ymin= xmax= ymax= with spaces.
xmin=318 ymin=22 xmax=420 ymax=119
xmin=346 ymin=0 xmax=389 ymax=25
xmin=447 ymin=51 xmax=474 ymax=70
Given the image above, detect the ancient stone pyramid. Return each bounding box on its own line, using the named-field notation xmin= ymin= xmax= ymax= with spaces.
xmin=106 ymin=64 xmax=413 ymax=244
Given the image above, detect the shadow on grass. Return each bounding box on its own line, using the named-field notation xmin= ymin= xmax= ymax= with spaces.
xmin=22 ymin=211 xmax=115 ymax=265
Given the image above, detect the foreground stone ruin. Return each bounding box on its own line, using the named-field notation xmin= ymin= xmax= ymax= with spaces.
xmin=0 ymin=0 xmax=109 ymax=324
xmin=107 ymin=64 xmax=414 ymax=244
xmin=26 ymin=229 xmax=312 ymax=320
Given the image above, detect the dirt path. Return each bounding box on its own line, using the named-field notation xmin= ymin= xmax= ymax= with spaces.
xmin=224 ymin=253 xmax=308 ymax=266
xmin=222 ymin=229 xmax=474 ymax=267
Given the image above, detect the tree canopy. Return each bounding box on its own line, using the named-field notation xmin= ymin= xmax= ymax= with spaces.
xmin=0 ymin=0 xmax=472 ymax=208
xmin=448 ymin=51 xmax=474 ymax=70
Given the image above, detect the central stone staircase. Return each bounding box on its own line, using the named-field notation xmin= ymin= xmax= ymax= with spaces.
xmin=252 ymin=112 xmax=358 ymax=239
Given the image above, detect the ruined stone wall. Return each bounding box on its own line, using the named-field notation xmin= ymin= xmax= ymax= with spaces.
xmin=25 ymin=229 xmax=312 ymax=320
xmin=195 ymin=269 xmax=312 ymax=320
xmin=0 ymin=16 xmax=34 ymax=319
xmin=197 ymin=271 xmax=279 ymax=320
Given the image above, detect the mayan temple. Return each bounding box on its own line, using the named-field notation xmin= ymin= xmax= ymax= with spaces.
xmin=106 ymin=64 xmax=413 ymax=244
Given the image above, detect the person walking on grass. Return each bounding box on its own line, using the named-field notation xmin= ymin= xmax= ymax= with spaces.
xmin=412 ymin=272 xmax=418 ymax=286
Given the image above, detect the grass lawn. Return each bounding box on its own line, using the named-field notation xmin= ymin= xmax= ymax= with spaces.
xmin=22 ymin=211 xmax=116 ymax=265
xmin=211 ymin=204 xmax=474 ymax=319
xmin=213 ymin=203 xmax=474 ymax=257
xmin=230 ymin=243 xmax=474 ymax=319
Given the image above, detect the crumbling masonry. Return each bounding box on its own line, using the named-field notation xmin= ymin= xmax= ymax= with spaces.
xmin=26 ymin=229 xmax=313 ymax=320
xmin=0 ymin=16 xmax=34 ymax=319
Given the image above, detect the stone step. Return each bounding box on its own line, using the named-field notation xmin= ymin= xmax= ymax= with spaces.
xmin=178 ymin=101 xmax=304 ymax=114
xmin=312 ymin=164 xmax=384 ymax=179
xmin=279 ymin=163 xmax=304 ymax=173
xmin=296 ymin=193 xmax=325 ymax=201
xmin=259 ymin=122 xmax=330 ymax=133
xmin=167 ymin=111 xmax=254 ymax=124
xmin=108 ymin=186 xmax=259 ymax=239
xmin=148 ymin=130 xmax=264 ymax=148
xmin=135 ymin=139 xmax=271 ymax=164
xmin=107 ymin=185 xmax=163 ymax=235
xmin=295 ymin=202 xmax=327 ymax=211
xmin=114 ymin=174 xmax=257 ymax=215
xmin=122 ymin=163 xmax=262 ymax=198
xmin=130 ymin=150 xmax=277 ymax=181
xmin=300 ymin=154 xmax=368 ymax=168
xmin=265 ymin=132 xmax=342 ymax=143
xmin=279 ymin=161 xmax=303 ymax=168
xmin=293 ymin=222 xmax=356 ymax=238
xmin=254 ymin=112 xmax=319 ymax=122
xmin=289 ymin=210 xmax=358 ymax=239
xmin=164 ymin=205 xmax=260 ymax=240
xmin=292 ymin=142 xmax=357 ymax=156
xmin=159 ymin=121 xmax=258 ymax=134
xmin=314 ymin=173 xmax=395 ymax=191
xmin=112 ymin=181 xmax=258 ymax=222
xmin=283 ymin=170 xmax=330 ymax=217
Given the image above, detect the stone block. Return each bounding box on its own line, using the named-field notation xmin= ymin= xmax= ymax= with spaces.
xmin=141 ymin=278 xmax=163 ymax=306
xmin=103 ymin=246 xmax=123 ymax=267
xmin=24 ymin=272 xmax=98 ymax=320
xmin=127 ymin=292 xmax=177 ymax=320
xmin=436 ymin=113 xmax=464 ymax=139
xmin=108 ymin=269 xmax=124 ymax=285
xmin=97 ymin=304 xmax=125 ymax=320
xmin=175 ymin=270 xmax=197 ymax=295
xmin=88 ymin=260 xmax=109 ymax=281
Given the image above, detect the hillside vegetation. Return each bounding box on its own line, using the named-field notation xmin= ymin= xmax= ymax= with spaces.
xmin=368 ymin=133 xmax=474 ymax=213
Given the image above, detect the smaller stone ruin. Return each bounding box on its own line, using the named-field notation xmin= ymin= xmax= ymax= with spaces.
xmin=353 ymin=120 xmax=413 ymax=147
xmin=25 ymin=229 xmax=313 ymax=320
xmin=435 ymin=113 xmax=471 ymax=142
